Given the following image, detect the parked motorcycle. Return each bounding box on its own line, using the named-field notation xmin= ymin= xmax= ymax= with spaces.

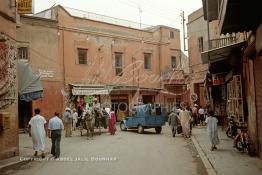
xmin=226 ymin=116 xmax=238 ymax=138
xmin=234 ymin=128 xmax=250 ymax=153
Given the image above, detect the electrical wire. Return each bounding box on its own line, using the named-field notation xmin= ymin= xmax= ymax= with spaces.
xmin=117 ymin=0 xmax=182 ymax=24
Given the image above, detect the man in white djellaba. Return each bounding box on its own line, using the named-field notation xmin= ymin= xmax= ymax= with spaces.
xmin=29 ymin=108 xmax=47 ymax=158
xmin=205 ymin=110 xmax=220 ymax=151
xmin=178 ymin=102 xmax=192 ymax=139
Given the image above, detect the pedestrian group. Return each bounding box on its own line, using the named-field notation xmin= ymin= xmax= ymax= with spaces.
xmin=168 ymin=102 xmax=219 ymax=151
xmin=28 ymin=100 xmax=219 ymax=159
xmin=28 ymin=98 xmax=117 ymax=159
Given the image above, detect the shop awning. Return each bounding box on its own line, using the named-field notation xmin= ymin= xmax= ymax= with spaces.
xmin=139 ymin=87 xmax=161 ymax=92
xmin=203 ymin=0 xmax=261 ymax=34
xmin=71 ymin=84 xmax=110 ymax=95
xmin=218 ymin=0 xmax=261 ymax=34
xmin=160 ymin=90 xmax=177 ymax=96
xmin=107 ymin=84 xmax=138 ymax=91
xmin=18 ymin=60 xmax=43 ymax=102
xmin=201 ymin=41 xmax=246 ymax=64
xmin=201 ymin=41 xmax=246 ymax=74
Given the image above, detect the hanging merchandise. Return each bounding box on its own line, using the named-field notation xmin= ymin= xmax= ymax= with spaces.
xmin=79 ymin=97 xmax=84 ymax=111
xmin=212 ymin=74 xmax=225 ymax=86
xmin=84 ymin=96 xmax=92 ymax=104
xmin=77 ymin=96 xmax=80 ymax=103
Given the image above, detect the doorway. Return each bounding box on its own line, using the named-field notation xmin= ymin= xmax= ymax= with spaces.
xmin=111 ymin=95 xmax=129 ymax=121
xmin=18 ymin=99 xmax=32 ymax=130
xmin=142 ymin=95 xmax=155 ymax=104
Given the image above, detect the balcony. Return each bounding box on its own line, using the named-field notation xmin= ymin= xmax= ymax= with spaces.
xmin=210 ymin=36 xmax=237 ymax=49
xmin=161 ymin=68 xmax=186 ymax=85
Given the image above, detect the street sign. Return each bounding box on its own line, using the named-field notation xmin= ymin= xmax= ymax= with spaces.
xmin=17 ymin=0 xmax=33 ymax=14
xmin=190 ymin=93 xmax=198 ymax=102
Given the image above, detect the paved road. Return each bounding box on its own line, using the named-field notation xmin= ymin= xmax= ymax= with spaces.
xmin=0 ymin=125 xmax=207 ymax=175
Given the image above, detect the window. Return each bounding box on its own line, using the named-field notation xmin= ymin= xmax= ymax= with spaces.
xmin=170 ymin=31 xmax=175 ymax=39
xmin=78 ymin=48 xmax=87 ymax=64
xmin=171 ymin=56 xmax=176 ymax=68
xmin=198 ymin=37 xmax=204 ymax=52
xmin=144 ymin=53 xmax=151 ymax=70
xmin=18 ymin=47 xmax=28 ymax=60
xmin=115 ymin=52 xmax=123 ymax=76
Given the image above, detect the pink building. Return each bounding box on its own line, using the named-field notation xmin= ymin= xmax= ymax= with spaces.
xmin=17 ymin=5 xmax=188 ymax=122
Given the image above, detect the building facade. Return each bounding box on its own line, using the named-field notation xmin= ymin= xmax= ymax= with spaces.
xmin=187 ymin=8 xmax=209 ymax=107
xmin=17 ymin=5 xmax=188 ymax=122
xmin=187 ymin=7 xmax=246 ymax=125
xmin=202 ymin=0 xmax=262 ymax=157
xmin=0 ymin=0 xmax=19 ymax=160
xmin=16 ymin=15 xmax=62 ymax=127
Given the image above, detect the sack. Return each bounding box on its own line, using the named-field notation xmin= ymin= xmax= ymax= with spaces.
xmin=177 ymin=125 xmax=183 ymax=134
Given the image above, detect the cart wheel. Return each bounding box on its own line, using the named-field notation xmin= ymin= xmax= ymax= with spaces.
xmin=155 ymin=127 xmax=162 ymax=134
xmin=120 ymin=122 xmax=127 ymax=131
xmin=138 ymin=125 xmax=144 ymax=134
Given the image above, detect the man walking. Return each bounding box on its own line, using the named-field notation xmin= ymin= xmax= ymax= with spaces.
xmin=192 ymin=104 xmax=198 ymax=126
xmin=72 ymin=109 xmax=78 ymax=131
xmin=168 ymin=108 xmax=180 ymax=137
xmin=178 ymin=103 xmax=192 ymax=139
xmin=28 ymin=108 xmax=47 ymax=158
xmin=48 ymin=112 xmax=64 ymax=158
xmin=205 ymin=110 xmax=219 ymax=151
xmin=63 ymin=107 xmax=73 ymax=137
xmin=198 ymin=106 xmax=205 ymax=126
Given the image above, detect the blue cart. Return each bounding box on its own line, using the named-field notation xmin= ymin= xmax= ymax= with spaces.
xmin=120 ymin=104 xmax=166 ymax=134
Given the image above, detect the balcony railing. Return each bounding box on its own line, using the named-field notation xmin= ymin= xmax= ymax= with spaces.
xmin=210 ymin=36 xmax=237 ymax=49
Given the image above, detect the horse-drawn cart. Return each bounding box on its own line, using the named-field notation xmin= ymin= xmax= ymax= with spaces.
xmin=79 ymin=109 xmax=109 ymax=138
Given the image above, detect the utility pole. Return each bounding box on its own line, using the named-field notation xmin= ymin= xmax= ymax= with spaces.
xmin=138 ymin=5 xmax=142 ymax=30
xmin=181 ymin=10 xmax=187 ymax=51
xmin=206 ymin=0 xmax=211 ymax=50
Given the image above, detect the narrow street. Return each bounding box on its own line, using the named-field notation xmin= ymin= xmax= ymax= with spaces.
xmin=0 ymin=125 xmax=207 ymax=175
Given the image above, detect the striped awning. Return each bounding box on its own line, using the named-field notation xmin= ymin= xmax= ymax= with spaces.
xmin=71 ymin=84 xmax=110 ymax=96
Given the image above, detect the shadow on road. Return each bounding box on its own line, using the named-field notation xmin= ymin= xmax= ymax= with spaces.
xmin=122 ymin=129 xmax=161 ymax=135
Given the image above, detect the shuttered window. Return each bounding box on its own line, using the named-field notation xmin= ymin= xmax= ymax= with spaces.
xmin=144 ymin=53 xmax=152 ymax=70
xmin=115 ymin=52 xmax=123 ymax=76
xmin=18 ymin=47 xmax=28 ymax=60
xmin=78 ymin=48 xmax=87 ymax=64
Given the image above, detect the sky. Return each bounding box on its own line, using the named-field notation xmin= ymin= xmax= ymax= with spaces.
xmin=33 ymin=0 xmax=203 ymax=52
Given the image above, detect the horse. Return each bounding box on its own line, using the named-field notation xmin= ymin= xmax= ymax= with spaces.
xmin=80 ymin=110 xmax=95 ymax=139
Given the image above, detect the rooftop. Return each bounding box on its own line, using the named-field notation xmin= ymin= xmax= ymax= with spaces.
xmin=34 ymin=5 xmax=179 ymax=31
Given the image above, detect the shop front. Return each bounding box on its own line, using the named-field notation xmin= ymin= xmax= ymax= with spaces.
xmin=201 ymin=41 xmax=247 ymax=127
xmin=107 ymin=85 xmax=137 ymax=121
xmin=69 ymin=84 xmax=111 ymax=116
xmin=111 ymin=94 xmax=129 ymax=121
xmin=17 ymin=60 xmax=43 ymax=130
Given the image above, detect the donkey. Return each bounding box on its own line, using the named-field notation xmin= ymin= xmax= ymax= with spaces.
xmin=93 ymin=108 xmax=103 ymax=135
xmin=83 ymin=110 xmax=95 ymax=139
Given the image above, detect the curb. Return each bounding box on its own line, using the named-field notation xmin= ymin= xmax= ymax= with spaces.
xmin=191 ymin=136 xmax=217 ymax=175
xmin=0 ymin=151 xmax=50 ymax=170
xmin=0 ymin=159 xmax=30 ymax=170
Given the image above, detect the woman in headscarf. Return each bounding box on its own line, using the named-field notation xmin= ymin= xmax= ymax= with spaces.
xmin=108 ymin=110 xmax=117 ymax=135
